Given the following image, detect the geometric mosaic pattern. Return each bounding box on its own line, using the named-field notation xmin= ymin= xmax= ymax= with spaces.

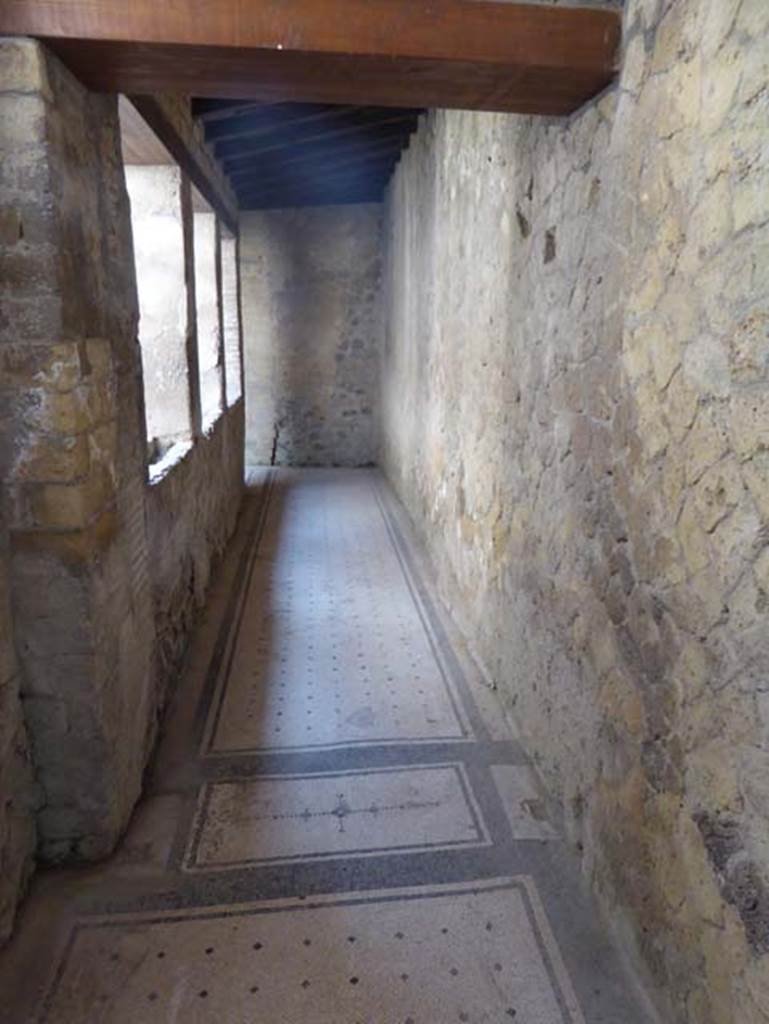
xmin=185 ymin=763 xmax=490 ymax=869
xmin=38 ymin=879 xmax=585 ymax=1024
xmin=203 ymin=470 xmax=471 ymax=754
xmin=0 ymin=470 xmax=653 ymax=1024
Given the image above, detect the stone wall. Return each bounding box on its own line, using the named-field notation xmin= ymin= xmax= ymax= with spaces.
xmin=380 ymin=2 xmax=769 ymax=1021
xmin=0 ymin=516 xmax=36 ymax=945
xmin=144 ymin=407 xmax=244 ymax=699
xmin=0 ymin=38 xmax=156 ymax=863
xmin=0 ymin=37 xmax=245 ymax=935
xmin=241 ymin=205 xmax=382 ymax=467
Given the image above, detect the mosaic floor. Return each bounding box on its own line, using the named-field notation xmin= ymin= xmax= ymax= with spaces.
xmin=0 ymin=469 xmax=656 ymax=1024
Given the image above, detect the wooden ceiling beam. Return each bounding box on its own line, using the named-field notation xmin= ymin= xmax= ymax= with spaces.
xmin=2 ymin=0 xmax=621 ymax=115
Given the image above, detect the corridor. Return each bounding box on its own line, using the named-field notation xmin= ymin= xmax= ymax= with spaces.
xmin=1 ymin=470 xmax=652 ymax=1023
xmin=2 ymin=6 xmax=766 ymax=1019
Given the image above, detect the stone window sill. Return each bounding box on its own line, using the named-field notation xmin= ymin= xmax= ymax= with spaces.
xmin=148 ymin=439 xmax=194 ymax=485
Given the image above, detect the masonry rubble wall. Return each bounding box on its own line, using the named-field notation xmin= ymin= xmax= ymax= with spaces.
xmin=241 ymin=204 xmax=383 ymax=467
xmin=380 ymin=2 xmax=769 ymax=1020
xmin=0 ymin=38 xmax=244 ymax=929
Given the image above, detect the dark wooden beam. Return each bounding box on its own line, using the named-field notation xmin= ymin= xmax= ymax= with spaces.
xmin=126 ymin=96 xmax=238 ymax=235
xmin=2 ymin=0 xmax=621 ymax=115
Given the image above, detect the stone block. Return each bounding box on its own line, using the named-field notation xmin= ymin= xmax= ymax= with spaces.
xmin=0 ymin=342 xmax=83 ymax=393
xmin=14 ymin=433 xmax=91 ymax=484
xmin=683 ymin=406 xmax=730 ymax=485
xmin=742 ymin=453 xmax=769 ymax=522
xmin=23 ymin=695 xmax=68 ymax=747
xmin=22 ymin=464 xmax=115 ymax=530
xmin=0 ymin=93 xmax=48 ymax=149
xmin=0 ymin=241 xmax=60 ymax=297
xmin=689 ymin=459 xmax=745 ymax=534
xmin=731 ymin=389 xmax=769 ymax=461
xmin=0 ymin=293 xmax=63 ymax=346
xmin=0 ymin=207 xmax=22 ymax=246
xmin=0 ymin=38 xmax=50 ymax=98
xmin=35 ymin=384 xmax=99 ymax=435
xmin=683 ymin=335 xmax=731 ymax=398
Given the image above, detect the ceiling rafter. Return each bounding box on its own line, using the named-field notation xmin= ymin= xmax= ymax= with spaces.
xmin=225 ymin=133 xmax=411 ymax=184
xmin=205 ymin=104 xmax=371 ymax=144
xmin=195 ymin=101 xmax=422 ymax=210
xmin=239 ymin=156 xmax=399 ymax=200
xmin=217 ymin=112 xmax=419 ymax=166
xmin=3 ymin=0 xmax=620 ymax=210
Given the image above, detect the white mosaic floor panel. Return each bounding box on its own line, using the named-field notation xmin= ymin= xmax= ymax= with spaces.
xmin=185 ymin=764 xmax=489 ymax=869
xmin=40 ymin=878 xmax=584 ymax=1024
xmin=205 ymin=471 xmax=469 ymax=753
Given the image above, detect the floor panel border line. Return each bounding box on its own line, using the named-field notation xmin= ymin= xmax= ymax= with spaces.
xmin=372 ymin=473 xmax=492 ymax=744
xmin=182 ymin=760 xmax=491 ymax=872
xmin=201 ymin=468 xmax=481 ymax=758
xmin=196 ymin=470 xmax=276 ymax=750
xmin=35 ymin=877 xmax=584 ymax=1024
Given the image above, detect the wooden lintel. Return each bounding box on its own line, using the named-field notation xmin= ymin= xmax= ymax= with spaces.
xmin=1 ymin=0 xmax=621 ymax=115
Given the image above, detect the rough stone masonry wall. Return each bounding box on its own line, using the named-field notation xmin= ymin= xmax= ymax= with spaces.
xmin=380 ymin=2 xmax=769 ymax=1021
xmin=144 ymin=409 xmax=244 ymax=691
xmin=0 ymin=515 xmax=36 ymax=945
xmin=0 ymin=39 xmax=157 ymax=864
xmin=241 ymin=205 xmax=383 ymax=466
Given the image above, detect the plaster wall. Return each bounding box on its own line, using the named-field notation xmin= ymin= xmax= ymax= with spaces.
xmin=222 ymin=234 xmax=243 ymax=406
xmin=380 ymin=2 xmax=769 ymax=1021
xmin=125 ymin=164 xmax=192 ymax=448
xmin=240 ymin=205 xmax=383 ymax=467
xmin=193 ymin=211 xmax=224 ymax=428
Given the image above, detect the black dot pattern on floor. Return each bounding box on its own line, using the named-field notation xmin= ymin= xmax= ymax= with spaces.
xmin=10 ymin=470 xmax=654 ymax=1024
xmin=203 ymin=471 xmax=471 ymax=753
xmin=37 ymin=879 xmax=584 ymax=1024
